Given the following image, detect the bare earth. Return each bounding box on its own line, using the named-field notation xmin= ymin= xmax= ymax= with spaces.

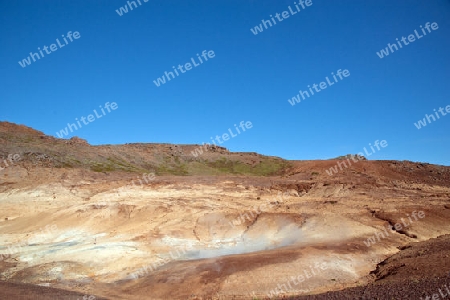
xmin=0 ymin=122 xmax=449 ymax=299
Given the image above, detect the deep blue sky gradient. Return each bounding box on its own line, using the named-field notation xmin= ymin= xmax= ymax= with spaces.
xmin=1 ymin=0 xmax=450 ymax=165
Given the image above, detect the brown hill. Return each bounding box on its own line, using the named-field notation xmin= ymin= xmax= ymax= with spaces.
xmin=0 ymin=121 xmax=290 ymax=177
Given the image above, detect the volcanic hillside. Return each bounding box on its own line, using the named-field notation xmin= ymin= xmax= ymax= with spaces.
xmin=0 ymin=121 xmax=449 ymax=300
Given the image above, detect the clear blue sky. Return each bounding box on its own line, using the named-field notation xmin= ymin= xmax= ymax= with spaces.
xmin=1 ymin=0 xmax=450 ymax=165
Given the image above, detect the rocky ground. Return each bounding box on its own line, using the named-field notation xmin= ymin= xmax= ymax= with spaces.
xmin=291 ymin=234 xmax=450 ymax=300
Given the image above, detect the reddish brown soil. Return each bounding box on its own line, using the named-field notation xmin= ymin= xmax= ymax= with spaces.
xmin=0 ymin=281 xmax=107 ymax=300
xmin=290 ymin=234 xmax=450 ymax=300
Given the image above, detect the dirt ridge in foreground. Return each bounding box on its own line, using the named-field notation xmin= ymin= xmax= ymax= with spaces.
xmin=290 ymin=234 xmax=450 ymax=300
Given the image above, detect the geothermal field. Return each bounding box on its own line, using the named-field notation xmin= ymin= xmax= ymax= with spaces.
xmin=0 ymin=122 xmax=449 ymax=299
